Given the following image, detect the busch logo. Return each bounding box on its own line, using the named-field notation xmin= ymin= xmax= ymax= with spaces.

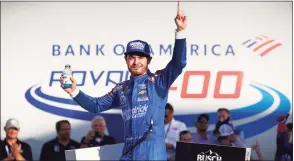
xmin=129 ymin=41 xmax=145 ymax=50
xmin=197 ymin=150 xmax=222 ymax=161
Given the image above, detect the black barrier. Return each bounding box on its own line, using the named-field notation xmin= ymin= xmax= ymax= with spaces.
xmin=175 ymin=142 xmax=251 ymax=161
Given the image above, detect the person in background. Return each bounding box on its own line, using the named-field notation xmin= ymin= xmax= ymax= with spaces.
xmin=166 ymin=130 xmax=193 ymax=161
xmin=218 ymin=124 xmax=246 ymax=148
xmin=217 ymin=124 xmax=263 ymax=160
xmin=277 ymin=114 xmax=289 ymax=133
xmin=193 ymin=114 xmax=214 ymax=144
xmin=179 ymin=130 xmax=193 ymax=143
xmin=276 ymin=123 xmax=293 ymax=161
xmin=214 ymin=108 xmax=245 ymax=141
xmin=164 ymin=103 xmax=187 ymax=161
xmin=0 ymin=118 xmax=33 ymax=161
xmin=39 ymin=120 xmax=80 ymax=161
xmin=275 ymin=114 xmax=290 ymax=161
xmin=80 ymin=116 xmax=116 ymax=148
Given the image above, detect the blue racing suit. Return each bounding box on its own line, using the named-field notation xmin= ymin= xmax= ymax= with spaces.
xmin=71 ymin=32 xmax=187 ymax=160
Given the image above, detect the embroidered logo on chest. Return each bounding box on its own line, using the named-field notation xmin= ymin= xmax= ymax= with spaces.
xmin=137 ymin=96 xmax=149 ymax=102
xmin=119 ymin=91 xmax=127 ymax=106
xmin=122 ymin=104 xmax=149 ymax=120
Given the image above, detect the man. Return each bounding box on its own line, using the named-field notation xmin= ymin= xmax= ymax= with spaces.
xmin=214 ymin=108 xmax=245 ymax=141
xmin=80 ymin=115 xmax=116 ymax=148
xmin=193 ymin=114 xmax=213 ymax=144
xmin=179 ymin=130 xmax=193 ymax=143
xmin=277 ymin=114 xmax=289 ymax=133
xmin=275 ymin=114 xmax=290 ymax=161
xmin=276 ymin=123 xmax=292 ymax=161
xmin=167 ymin=130 xmax=192 ymax=161
xmin=164 ymin=103 xmax=187 ymax=160
xmin=39 ymin=120 xmax=80 ymax=161
xmin=0 ymin=118 xmax=33 ymax=161
xmin=60 ymin=2 xmax=187 ymax=160
xmin=217 ymin=124 xmax=246 ymax=148
xmin=218 ymin=124 xmax=264 ymax=160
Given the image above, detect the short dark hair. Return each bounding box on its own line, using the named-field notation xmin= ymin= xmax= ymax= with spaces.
xmin=179 ymin=130 xmax=191 ymax=139
xmin=165 ymin=103 xmax=174 ymax=112
xmin=217 ymin=108 xmax=230 ymax=113
xmin=56 ymin=120 xmax=70 ymax=132
xmin=213 ymin=129 xmax=220 ymax=136
xmin=197 ymin=114 xmax=209 ymax=122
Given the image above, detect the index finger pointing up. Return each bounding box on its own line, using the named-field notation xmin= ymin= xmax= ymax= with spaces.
xmin=177 ymin=0 xmax=180 ymax=14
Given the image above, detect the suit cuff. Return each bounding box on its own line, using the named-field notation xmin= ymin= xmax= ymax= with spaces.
xmin=175 ymin=30 xmax=187 ymax=39
xmin=70 ymin=88 xmax=80 ymax=98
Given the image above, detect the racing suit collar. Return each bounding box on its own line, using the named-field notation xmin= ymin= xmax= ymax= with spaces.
xmin=130 ymin=70 xmax=152 ymax=83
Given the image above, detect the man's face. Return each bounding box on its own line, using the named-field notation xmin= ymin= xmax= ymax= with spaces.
xmin=196 ymin=118 xmax=208 ymax=131
xmin=58 ymin=123 xmax=71 ymax=140
xmin=5 ymin=127 xmax=19 ymax=140
xmin=218 ymin=110 xmax=230 ymax=122
xmin=126 ymin=54 xmax=149 ymax=76
xmin=220 ymin=137 xmax=231 ymax=145
xmin=180 ymin=133 xmax=193 ymax=142
xmin=228 ymin=134 xmax=236 ymax=142
xmin=164 ymin=109 xmax=173 ymax=123
xmin=92 ymin=120 xmax=105 ymax=134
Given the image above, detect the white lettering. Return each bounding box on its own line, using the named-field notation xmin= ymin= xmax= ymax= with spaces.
xmin=122 ymin=104 xmax=149 ymax=120
xmin=196 ymin=154 xmax=222 ymax=161
xmin=129 ymin=42 xmax=145 ymax=50
xmin=197 ymin=155 xmax=204 ymax=161
xmin=217 ymin=156 xmax=222 ymax=161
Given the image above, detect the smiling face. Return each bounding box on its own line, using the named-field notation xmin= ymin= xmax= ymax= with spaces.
xmin=5 ymin=127 xmax=19 ymax=140
xmin=57 ymin=122 xmax=71 ymax=141
xmin=125 ymin=53 xmax=151 ymax=76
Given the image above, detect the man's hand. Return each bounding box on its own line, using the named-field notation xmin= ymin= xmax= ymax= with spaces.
xmin=165 ymin=143 xmax=174 ymax=149
xmin=60 ymin=76 xmax=77 ymax=95
xmin=84 ymin=130 xmax=95 ymax=143
xmin=3 ymin=153 xmax=15 ymax=161
xmin=175 ymin=0 xmax=187 ymax=31
xmin=252 ymin=140 xmax=264 ymax=160
xmin=11 ymin=143 xmax=26 ymax=160
xmin=11 ymin=143 xmax=21 ymax=158
xmin=252 ymin=140 xmax=260 ymax=152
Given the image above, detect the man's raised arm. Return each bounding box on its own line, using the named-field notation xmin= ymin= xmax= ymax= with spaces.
xmin=155 ymin=2 xmax=187 ymax=90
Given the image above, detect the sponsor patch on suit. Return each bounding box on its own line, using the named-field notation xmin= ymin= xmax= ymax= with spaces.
xmin=138 ymin=84 xmax=147 ymax=90
xmin=138 ymin=90 xmax=147 ymax=95
xmin=137 ymin=96 xmax=149 ymax=102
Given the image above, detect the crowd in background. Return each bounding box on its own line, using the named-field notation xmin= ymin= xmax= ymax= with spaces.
xmin=0 ymin=103 xmax=292 ymax=161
